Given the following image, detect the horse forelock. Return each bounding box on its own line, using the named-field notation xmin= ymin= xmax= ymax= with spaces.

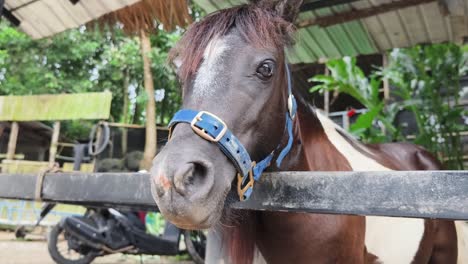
xmin=169 ymin=3 xmax=296 ymax=84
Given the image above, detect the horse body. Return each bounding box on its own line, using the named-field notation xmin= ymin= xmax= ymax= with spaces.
xmin=150 ymin=1 xmax=461 ymax=263
xmin=243 ymin=102 xmax=457 ymax=264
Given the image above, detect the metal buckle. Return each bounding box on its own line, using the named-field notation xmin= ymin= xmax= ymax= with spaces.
xmin=288 ymin=94 xmax=296 ymax=118
xmin=237 ymin=162 xmax=256 ymax=201
xmin=190 ymin=111 xmax=228 ymax=142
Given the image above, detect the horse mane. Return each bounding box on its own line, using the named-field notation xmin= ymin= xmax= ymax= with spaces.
xmin=169 ymin=3 xmax=296 ymax=83
xmin=219 ymin=209 xmax=258 ymax=264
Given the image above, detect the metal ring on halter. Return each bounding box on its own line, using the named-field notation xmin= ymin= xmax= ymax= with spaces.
xmin=237 ymin=162 xmax=256 ymax=201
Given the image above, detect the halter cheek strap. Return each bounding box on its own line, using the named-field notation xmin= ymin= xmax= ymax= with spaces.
xmin=168 ymin=63 xmax=297 ymax=201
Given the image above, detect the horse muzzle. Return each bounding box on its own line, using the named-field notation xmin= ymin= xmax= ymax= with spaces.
xmin=150 ymin=130 xmax=235 ymax=229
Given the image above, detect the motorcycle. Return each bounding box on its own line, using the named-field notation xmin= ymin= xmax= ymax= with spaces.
xmin=47 ymin=207 xmax=206 ymax=264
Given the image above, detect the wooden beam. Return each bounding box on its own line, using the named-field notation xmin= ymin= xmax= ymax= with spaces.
xmin=297 ymin=0 xmax=436 ymax=28
xmin=0 ymin=124 xmax=5 ymax=140
xmin=106 ymin=122 xmax=169 ymax=131
xmin=0 ymin=171 xmax=467 ymax=220
xmin=1 ymin=8 xmax=21 ymax=26
xmin=300 ymin=0 xmax=360 ymax=12
xmin=48 ymin=121 xmax=60 ymax=166
xmin=0 ymin=92 xmax=112 ymax=121
xmin=6 ymin=122 xmax=19 ymax=160
xmin=441 ymin=0 xmax=465 ymax=16
xmin=0 ymin=153 xmax=24 ymax=159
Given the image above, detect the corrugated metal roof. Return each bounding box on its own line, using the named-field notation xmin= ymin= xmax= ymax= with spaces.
xmin=193 ymin=0 xmax=468 ymax=64
xmin=4 ymin=0 xmax=140 ymax=39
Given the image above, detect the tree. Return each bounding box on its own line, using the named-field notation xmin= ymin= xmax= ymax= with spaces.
xmin=0 ymin=22 xmax=182 ymax=141
xmin=140 ymin=29 xmax=157 ymax=170
xmin=0 ymin=0 xmax=203 ymax=162
xmin=92 ymin=0 xmax=192 ymax=170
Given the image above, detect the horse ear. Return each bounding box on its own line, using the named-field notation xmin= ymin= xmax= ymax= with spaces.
xmin=252 ymin=0 xmax=303 ymax=22
xmin=276 ymin=0 xmax=303 ymax=22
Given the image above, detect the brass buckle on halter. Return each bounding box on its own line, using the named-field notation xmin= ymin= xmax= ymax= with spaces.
xmin=190 ymin=111 xmax=228 ymax=142
xmin=237 ymin=162 xmax=256 ymax=201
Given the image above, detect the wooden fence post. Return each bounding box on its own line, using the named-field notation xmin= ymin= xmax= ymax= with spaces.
xmin=6 ymin=122 xmax=19 ymax=160
xmin=49 ymin=121 xmax=60 ymax=167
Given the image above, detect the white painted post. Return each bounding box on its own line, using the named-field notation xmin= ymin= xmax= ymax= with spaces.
xmin=324 ymin=67 xmax=330 ymax=115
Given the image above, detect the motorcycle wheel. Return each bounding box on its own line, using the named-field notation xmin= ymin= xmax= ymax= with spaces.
xmin=184 ymin=230 xmax=206 ymax=264
xmin=47 ymin=224 xmax=97 ymax=264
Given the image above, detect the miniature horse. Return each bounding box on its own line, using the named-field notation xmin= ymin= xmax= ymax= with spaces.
xmin=150 ymin=1 xmax=463 ymax=263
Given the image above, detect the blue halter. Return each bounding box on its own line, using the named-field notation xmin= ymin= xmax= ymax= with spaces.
xmin=168 ymin=63 xmax=297 ymax=201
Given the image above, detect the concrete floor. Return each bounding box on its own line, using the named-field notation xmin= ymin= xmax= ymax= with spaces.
xmin=0 ymin=231 xmax=194 ymax=264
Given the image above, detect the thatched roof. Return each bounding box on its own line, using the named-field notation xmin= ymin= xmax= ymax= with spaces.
xmin=96 ymin=0 xmax=192 ymax=33
xmin=2 ymin=0 xmax=192 ymax=39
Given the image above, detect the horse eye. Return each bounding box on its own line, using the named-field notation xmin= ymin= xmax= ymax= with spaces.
xmin=256 ymin=61 xmax=275 ymax=79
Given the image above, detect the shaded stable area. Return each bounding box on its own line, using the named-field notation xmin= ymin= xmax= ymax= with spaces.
xmin=0 ymin=122 xmax=55 ymax=161
xmin=93 ymin=124 xmax=170 ymax=172
xmin=98 ymin=125 xmax=170 ymax=160
xmin=0 ymin=92 xmax=113 ymax=173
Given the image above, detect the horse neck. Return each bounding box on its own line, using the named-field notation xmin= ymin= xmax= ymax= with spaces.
xmin=280 ymin=101 xmax=352 ymax=172
xmin=223 ymin=102 xmax=356 ymax=264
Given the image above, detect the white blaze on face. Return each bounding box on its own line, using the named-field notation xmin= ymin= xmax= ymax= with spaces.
xmin=315 ymin=111 xmax=425 ymax=264
xmin=192 ymin=37 xmax=229 ymax=99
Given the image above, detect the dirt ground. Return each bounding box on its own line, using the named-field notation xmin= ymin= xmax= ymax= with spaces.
xmin=0 ymin=231 xmax=194 ymax=264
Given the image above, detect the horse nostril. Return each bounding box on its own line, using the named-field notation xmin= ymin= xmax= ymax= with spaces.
xmin=173 ymin=162 xmax=210 ymax=197
xmin=191 ymin=162 xmax=207 ymax=186
xmin=173 ymin=163 xmax=195 ymax=196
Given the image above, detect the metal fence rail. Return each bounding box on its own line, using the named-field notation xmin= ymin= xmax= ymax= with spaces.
xmin=0 ymin=171 xmax=467 ymax=220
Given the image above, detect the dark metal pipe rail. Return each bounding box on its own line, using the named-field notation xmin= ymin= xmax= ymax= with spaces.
xmin=0 ymin=171 xmax=467 ymax=220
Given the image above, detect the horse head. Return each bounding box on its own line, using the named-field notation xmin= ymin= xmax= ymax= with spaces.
xmin=151 ymin=0 xmax=303 ymax=230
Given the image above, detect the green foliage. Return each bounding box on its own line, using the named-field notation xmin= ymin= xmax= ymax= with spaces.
xmin=310 ymin=57 xmax=400 ymax=143
xmin=384 ymin=44 xmax=467 ymax=169
xmin=311 ymin=44 xmax=467 ymax=169
xmin=145 ymin=212 xmax=166 ymax=236
xmin=0 ymin=22 xmax=182 ymax=139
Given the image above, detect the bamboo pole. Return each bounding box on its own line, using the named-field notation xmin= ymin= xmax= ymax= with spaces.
xmin=6 ymin=122 xmax=19 ymax=160
xmin=122 ymin=69 xmax=129 ymax=156
xmin=140 ymin=29 xmax=157 ymax=170
xmin=48 ymin=121 xmax=60 ymax=167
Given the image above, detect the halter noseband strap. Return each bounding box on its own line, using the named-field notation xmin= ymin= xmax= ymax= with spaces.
xmin=168 ymin=63 xmax=297 ymax=201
